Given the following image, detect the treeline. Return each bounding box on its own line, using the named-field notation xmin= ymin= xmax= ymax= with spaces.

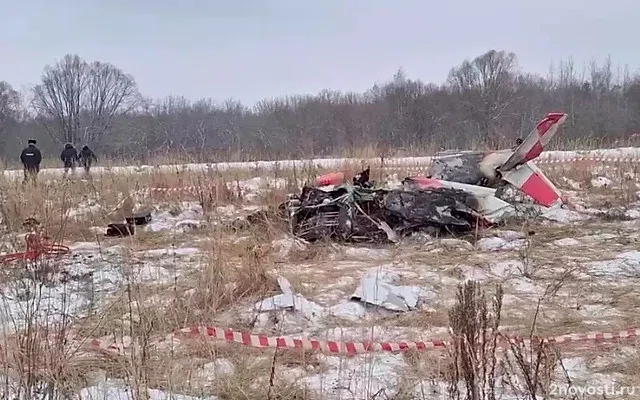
xmin=1 ymin=49 xmax=640 ymax=165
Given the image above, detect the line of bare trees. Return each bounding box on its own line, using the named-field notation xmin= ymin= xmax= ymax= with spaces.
xmin=2 ymin=49 xmax=640 ymax=164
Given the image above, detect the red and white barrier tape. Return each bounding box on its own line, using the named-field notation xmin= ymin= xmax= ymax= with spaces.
xmin=536 ymin=156 xmax=640 ymax=164
xmin=175 ymin=326 xmax=639 ymax=354
xmin=80 ymin=326 xmax=639 ymax=357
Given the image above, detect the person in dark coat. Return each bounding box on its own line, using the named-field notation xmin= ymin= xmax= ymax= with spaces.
xmin=20 ymin=139 xmax=42 ymax=186
xmin=78 ymin=145 xmax=98 ymax=175
xmin=60 ymin=143 xmax=79 ymax=177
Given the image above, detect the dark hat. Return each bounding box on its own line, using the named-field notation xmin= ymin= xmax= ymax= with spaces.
xmin=28 ymin=139 xmax=36 ymax=145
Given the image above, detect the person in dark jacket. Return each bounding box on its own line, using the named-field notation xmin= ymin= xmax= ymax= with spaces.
xmin=20 ymin=139 xmax=42 ymax=186
xmin=78 ymin=145 xmax=98 ymax=175
xmin=60 ymin=143 xmax=79 ymax=177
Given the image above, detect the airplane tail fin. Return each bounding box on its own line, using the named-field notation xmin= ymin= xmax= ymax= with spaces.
xmin=500 ymin=112 xmax=567 ymax=171
xmin=501 ymin=161 xmax=563 ymax=207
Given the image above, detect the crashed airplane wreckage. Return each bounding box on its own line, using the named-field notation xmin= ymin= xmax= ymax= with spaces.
xmin=278 ymin=112 xmax=568 ymax=243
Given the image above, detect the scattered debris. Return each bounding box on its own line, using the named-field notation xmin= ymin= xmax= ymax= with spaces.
xmin=125 ymin=211 xmax=152 ymax=226
xmin=255 ymin=276 xmax=324 ymax=321
xmin=350 ymin=269 xmax=427 ymax=312
xmin=105 ymin=223 xmax=135 ymax=237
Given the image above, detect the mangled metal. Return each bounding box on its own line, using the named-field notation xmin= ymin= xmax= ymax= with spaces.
xmin=284 ymin=181 xmax=487 ymax=243
xmin=429 ymin=151 xmax=488 ymax=185
xmin=254 ymin=276 xmax=324 ymax=321
xmin=256 ymin=112 xmax=568 ymax=243
xmin=424 ymin=112 xmax=568 ymax=208
xmin=351 ymin=271 xmax=421 ymax=312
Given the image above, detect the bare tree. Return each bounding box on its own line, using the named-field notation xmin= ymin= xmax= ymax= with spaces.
xmin=0 ymin=82 xmax=20 ymax=156
xmin=31 ymin=54 xmax=138 ymax=145
xmin=84 ymin=61 xmax=138 ymax=144
xmin=0 ymin=81 xmax=20 ymax=135
xmin=0 ymin=49 xmax=636 ymax=161
xmin=32 ymin=54 xmax=88 ymax=144
xmin=448 ymin=50 xmax=518 ymax=140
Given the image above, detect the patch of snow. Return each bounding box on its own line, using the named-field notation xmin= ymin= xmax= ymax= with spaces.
xmin=303 ymin=353 xmax=408 ymax=399
xmin=328 ymin=301 xmax=367 ymax=320
xmin=197 ymin=358 xmax=234 ymax=383
xmin=134 ymin=265 xmax=174 ymax=282
xmin=145 ymin=202 xmax=204 ymax=233
xmin=80 ymin=379 xmax=216 ymax=400
xmin=271 ymin=237 xmax=308 ymax=259
xmin=562 ymin=177 xmax=582 ymax=190
xmin=456 ymin=265 xmax=493 ymax=282
xmin=591 ymin=176 xmax=612 ymax=188
xmin=67 ymin=203 xmax=103 ymax=219
xmin=586 ymin=251 xmax=640 ymax=278
xmin=490 ymin=260 xmax=524 ymax=279
xmin=438 ymin=238 xmax=473 ymax=251
xmin=625 ymin=209 xmax=640 ymax=219
xmin=341 ymin=246 xmax=392 ymax=260
xmin=510 ymin=277 xmax=544 ymax=295
xmin=230 ymin=177 xmax=288 ymax=201
xmin=559 ymin=357 xmax=589 ymax=381
xmin=494 ymin=230 xmax=526 ymax=241
xmin=541 ymin=205 xmax=590 ymax=223
xmin=578 ymin=304 xmax=621 ymax=320
xmin=476 ymin=236 xmax=526 ymax=251
xmin=70 ymin=241 xmax=102 ymax=251
xmin=328 ymin=300 xmax=407 ymax=321
xmin=581 ymin=233 xmax=618 ymax=242
xmin=142 ymin=247 xmax=201 ymax=258
xmin=553 ymin=238 xmax=581 ymax=247
xmin=216 ymin=204 xmax=239 ymax=217
xmin=175 ymin=219 xmax=207 ymax=232
xmin=618 ymin=250 xmax=640 ymax=265
xmin=0 ymin=252 xmax=126 ymax=332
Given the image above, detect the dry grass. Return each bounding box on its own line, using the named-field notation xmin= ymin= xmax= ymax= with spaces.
xmin=0 ymin=153 xmax=638 ymax=399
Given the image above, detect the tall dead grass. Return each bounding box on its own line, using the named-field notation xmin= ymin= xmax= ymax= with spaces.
xmin=0 ymin=151 xmax=637 ymax=399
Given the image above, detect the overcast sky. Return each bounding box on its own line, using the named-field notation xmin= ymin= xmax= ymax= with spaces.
xmin=1 ymin=0 xmax=638 ymax=106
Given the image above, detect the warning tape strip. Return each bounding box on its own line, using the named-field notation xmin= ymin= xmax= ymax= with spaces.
xmin=175 ymin=326 xmax=639 ymax=354
xmin=79 ymin=326 xmax=639 ymax=356
xmin=536 ymin=157 xmax=640 ymax=164
xmin=375 ymin=155 xmax=640 ymax=167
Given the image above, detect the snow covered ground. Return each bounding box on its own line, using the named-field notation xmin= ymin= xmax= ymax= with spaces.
xmin=4 ymin=147 xmax=640 ymax=180
xmin=0 ymin=154 xmax=639 ymax=399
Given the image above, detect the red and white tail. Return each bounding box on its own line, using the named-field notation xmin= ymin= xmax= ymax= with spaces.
xmin=502 ymin=162 xmax=563 ymax=207
xmin=496 ymin=112 xmax=567 ymax=207
xmin=500 ymin=112 xmax=567 ymax=172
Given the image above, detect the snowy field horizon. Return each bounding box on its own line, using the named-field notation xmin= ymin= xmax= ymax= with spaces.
xmin=5 ymin=146 xmax=640 ymax=180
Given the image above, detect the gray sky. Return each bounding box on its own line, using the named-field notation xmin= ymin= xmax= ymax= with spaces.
xmin=1 ymin=0 xmax=638 ymax=107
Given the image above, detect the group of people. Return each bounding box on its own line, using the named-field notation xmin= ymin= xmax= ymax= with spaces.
xmin=20 ymin=139 xmax=98 ymax=185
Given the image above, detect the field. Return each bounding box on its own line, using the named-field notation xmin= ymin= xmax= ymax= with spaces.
xmin=0 ymin=147 xmax=639 ymax=400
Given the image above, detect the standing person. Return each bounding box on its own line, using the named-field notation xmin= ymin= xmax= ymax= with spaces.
xmin=60 ymin=143 xmax=78 ymax=178
xmin=20 ymin=139 xmax=42 ymax=186
xmin=79 ymin=145 xmax=98 ymax=175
